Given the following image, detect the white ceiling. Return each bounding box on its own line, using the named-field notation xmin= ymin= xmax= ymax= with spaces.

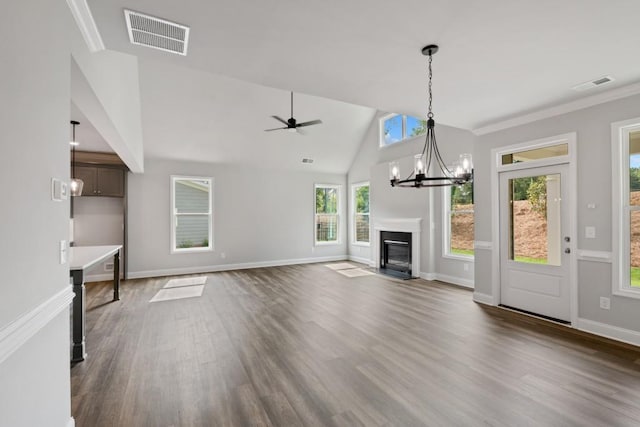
xmin=82 ymin=0 xmax=640 ymax=171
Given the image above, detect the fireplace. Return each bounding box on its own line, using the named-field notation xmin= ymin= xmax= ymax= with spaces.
xmin=380 ymin=231 xmax=412 ymax=278
xmin=374 ymin=218 xmax=421 ymax=279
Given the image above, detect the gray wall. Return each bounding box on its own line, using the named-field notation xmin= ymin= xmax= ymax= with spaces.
xmin=474 ymin=93 xmax=640 ymax=333
xmin=0 ymin=1 xmax=73 ymax=426
xmin=348 ymin=111 xmax=476 ymax=285
xmin=127 ymin=158 xmax=347 ymax=277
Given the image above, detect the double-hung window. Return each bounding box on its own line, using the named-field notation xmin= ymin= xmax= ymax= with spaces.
xmin=380 ymin=114 xmax=427 ymax=147
xmin=352 ymin=182 xmax=370 ymax=245
xmin=171 ymin=176 xmax=213 ymax=253
xmin=612 ymin=118 xmax=640 ymax=298
xmin=315 ymin=184 xmax=340 ymax=244
xmin=444 ymin=182 xmax=474 ymax=258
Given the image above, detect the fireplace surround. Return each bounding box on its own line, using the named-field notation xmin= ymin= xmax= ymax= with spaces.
xmin=373 ymin=218 xmax=422 ymax=279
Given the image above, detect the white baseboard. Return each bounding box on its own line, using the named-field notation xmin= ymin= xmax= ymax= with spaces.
xmin=473 ymin=292 xmax=495 ymax=305
xmin=420 ymin=272 xmax=437 ymax=281
xmin=128 ymin=255 xmax=349 ymax=279
xmin=66 ymin=417 xmax=76 ymax=427
xmin=0 ymin=286 xmax=74 ymax=365
xmin=420 ymin=272 xmax=474 ymax=289
xmin=85 ymin=273 xmax=116 ymax=283
xmin=433 ymin=273 xmax=474 ymax=289
xmin=576 ymin=318 xmax=640 ymax=347
xmin=348 ymin=255 xmax=373 ymax=266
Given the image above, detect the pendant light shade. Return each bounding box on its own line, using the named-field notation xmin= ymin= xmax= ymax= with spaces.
xmin=70 ymin=120 xmax=84 ymax=197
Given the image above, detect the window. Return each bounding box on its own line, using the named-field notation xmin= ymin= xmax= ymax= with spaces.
xmin=315 ymin=184 xmax=340 ymax=244
xmin=171 ymin=176 xmax=212 ymax=253
xmin=444 ymin=182 xmax=474 ymax=258
xmin=380 ymin=114 xmax=427 ymax=147
xmin=612 ymin=119 xmax=640 ymax=298
xmin=352 ymin=182 xmax=370 ymax=245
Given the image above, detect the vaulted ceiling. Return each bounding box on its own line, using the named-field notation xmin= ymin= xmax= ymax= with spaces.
xmin=77 ymin=0 xmax=640 ymax=172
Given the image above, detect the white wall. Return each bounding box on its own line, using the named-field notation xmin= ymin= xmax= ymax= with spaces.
xmin=127 ymin=158 xmax=348 ymax=277
xmin=348 ymin=112 xmax=476 ymax=286
xmin=474 ymin=93 xmax=640 ymax=337
xmin=71 ymin=32 xmax=144 ymax=173
xmin=0 ymin=1 xmax=73 ymax=426
xmin=73 ymin=197 xmax=124 ymax=280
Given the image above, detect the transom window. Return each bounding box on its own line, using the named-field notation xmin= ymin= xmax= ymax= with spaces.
xmin=315 ymin=184 xmax=341 ymax=245
xmin=444 ymin=182 xmax=474 ymax=258
xmin=171 ymin=176 xmax=213 ymax=253
xmin=380 ymin=114 xmax=427 ymax=147
xmin=352 ymin=182 xmax=370 ymax=245
xmin=612 ymin=119 xmax=640 ymax=298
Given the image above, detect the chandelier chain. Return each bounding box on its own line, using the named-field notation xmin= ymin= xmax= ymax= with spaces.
xmin=427 ymin=52 xmax=433 ymax=119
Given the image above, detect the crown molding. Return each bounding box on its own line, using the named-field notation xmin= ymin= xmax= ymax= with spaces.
xmin=473 ymin=82 xmax=640 ymax=136
xmin=66 ymin=0 xmax=105 ymax=53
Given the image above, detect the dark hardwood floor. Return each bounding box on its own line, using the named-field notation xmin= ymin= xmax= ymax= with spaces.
xmin=71 ymin=263 xmax=640 ymax=426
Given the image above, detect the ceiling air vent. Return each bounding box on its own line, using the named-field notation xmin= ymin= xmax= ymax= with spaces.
xmin=572 ymin=75 xmax=615 ymax=92
xmin=124 ymin=9 xmax=190 ymax=56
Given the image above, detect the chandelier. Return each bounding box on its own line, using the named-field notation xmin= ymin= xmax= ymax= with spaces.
xmin=389 ymin=45 xmax=473 ymax=188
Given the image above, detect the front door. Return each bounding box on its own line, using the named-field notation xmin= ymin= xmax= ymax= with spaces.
xmin=499 ymin=164 xmax=571 ymax=322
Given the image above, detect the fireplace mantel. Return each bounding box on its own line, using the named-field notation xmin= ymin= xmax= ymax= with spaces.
xmin=374 ymin=218 xmax=422 ymax=278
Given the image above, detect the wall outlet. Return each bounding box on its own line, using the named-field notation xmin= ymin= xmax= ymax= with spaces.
xmin=600 ymin=297 xmax=610 ymax=310
xmin=104 ymin=262 xmax=114 ymax=272
xmin=463 ymin=263 xmax=469 ymax=272
xmin=585 ymin=226 xmax=596 ymax=239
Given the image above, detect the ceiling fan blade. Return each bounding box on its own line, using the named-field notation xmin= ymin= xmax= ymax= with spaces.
xmin=296 ymin=119 xmax=323 ymax=128
xmin=271 ymin=115 xmax=289 ymax=126
xmin=264 ymin=126 xmax=288 ymax=132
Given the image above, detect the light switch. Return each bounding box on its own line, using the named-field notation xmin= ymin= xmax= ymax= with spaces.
xmin=51 ymin=178 xmax=68 ymax=201
xmin=585 ymin=226 xmax=596 ymax=239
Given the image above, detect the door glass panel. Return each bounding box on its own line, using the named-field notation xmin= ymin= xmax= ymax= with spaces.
xmin=629 ymin=130 xmax=640 ymax=205
xmin=508 ymin=174 xmax=561 ymax=266
xmin=631 ymin=210 xmax=640 ymax=288
xmin=501 ymin=143 xmax=568 ymax=165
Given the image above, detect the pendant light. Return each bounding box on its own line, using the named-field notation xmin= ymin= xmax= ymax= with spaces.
xmin=70 ymin=120 xmax=84 ymax=197
xmin=389 ymin=45 xmax=473 ymax=188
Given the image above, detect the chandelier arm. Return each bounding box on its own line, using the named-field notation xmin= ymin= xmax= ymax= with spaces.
xmin=430 ymin=129 xmax=453 ymax=176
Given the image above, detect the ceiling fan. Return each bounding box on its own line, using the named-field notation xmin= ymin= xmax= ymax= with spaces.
xmin=264 ymin=91 xmax=322 ymax=133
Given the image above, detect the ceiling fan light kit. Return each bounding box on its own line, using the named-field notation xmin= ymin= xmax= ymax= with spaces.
xmin=264 ymin=92 xmax=323 ymax=133
xmin=389 ymin=44 xmax=473 ymax=188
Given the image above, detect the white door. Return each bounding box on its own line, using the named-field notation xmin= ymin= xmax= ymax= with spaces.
xmin=499 ymin=164 xmax=571 ymax=322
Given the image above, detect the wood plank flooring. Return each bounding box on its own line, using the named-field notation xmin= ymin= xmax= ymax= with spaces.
xmin=71 ymin=263 xmax=640 ymax=426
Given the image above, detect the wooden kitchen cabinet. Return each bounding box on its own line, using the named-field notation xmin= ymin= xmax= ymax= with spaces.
xmin=73 ymin=166 xmax=125 ymax=197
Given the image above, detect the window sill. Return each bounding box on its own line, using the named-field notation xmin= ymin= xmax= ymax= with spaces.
xmin=171 ymin=247 xmax=213 ymax=255
xmin=352 ymin=242 xmax=371 ymax=247
xmin=315 ymin=241 xmax=341 ymax=247
xmin=442 ymin=253 xmax=475 ymax=262
xmin=612 ymin=288 xmax=640 ymax=300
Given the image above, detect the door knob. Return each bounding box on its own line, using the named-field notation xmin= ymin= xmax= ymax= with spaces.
xmin=564 ymin=236 xmax=570 ymax=242
xmin=565 ymin=248 xmax=571 ymax=254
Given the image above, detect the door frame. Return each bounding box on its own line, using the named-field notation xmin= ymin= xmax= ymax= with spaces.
xmin=490 ymin=132 xmax=578 ymax=326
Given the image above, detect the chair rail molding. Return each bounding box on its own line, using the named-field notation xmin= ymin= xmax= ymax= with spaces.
xmin=0 ymin=286 xmax=74 ymax=365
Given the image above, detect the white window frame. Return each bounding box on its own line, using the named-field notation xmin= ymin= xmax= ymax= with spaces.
xmin=351 ymin=182 xmax=370 ymax=246
xmin=442 ymin=184 xmax=475 ymax=260
xmin=379 ymin=113 xmax=426 ymax=148
xmin=612 ymin=118 xmax=640 ymax=299
xmin=314 ymin=183 xmax=341 ymax=246
xmin=170 ymin=175 xmax=213 ymax=254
